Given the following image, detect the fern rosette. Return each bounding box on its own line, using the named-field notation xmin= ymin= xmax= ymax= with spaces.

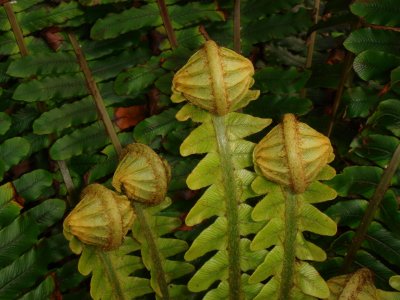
xmin=250 ymin=114 xmax=338 ymax=299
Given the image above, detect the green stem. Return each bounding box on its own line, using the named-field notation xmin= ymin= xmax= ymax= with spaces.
xmin=68 ymin=32 xmax=123 ymax=156
xmin=96 ymin=250 xmax=126 ymax=300
xmin=3 ymin=2 xmax=28 ymax=56
xmin=133 ymin=202 xmax=170 ymax=300
xmin=279 ymin=189 xmax=298 ymax=300
xmin=157 ymin=0 xmax=178 ymax=49
xmin=57 ymin=160 xmax=75 ymax=207
xmin=233 ymin=0 xmax=241 ymax=53
xmin=343 ymin=144 xmax=400 ymax=271
xmin=212 ymin=115 xmax=242 ymax=300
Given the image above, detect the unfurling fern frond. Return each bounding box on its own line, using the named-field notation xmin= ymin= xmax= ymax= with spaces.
xmin=63 ymin=143 xmax=193 ymax=299
xmin=249 ymin=114 xmax=337 ymax=299
xmin=172 ymin=40 xmax=271 ymax=299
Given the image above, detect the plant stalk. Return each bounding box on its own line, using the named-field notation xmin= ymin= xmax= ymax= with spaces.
xmin=133 ymin=202 xmax=170 ymax=299
xmin=4 ymin=1 xmax=75 ymax=203
xmin=68 ymin=32 xmax=123 ymax=156
xmin=96 ymin=250 xmax=126 ymax=300
xmin=3 ymin=2 xmax=28 ymax=56
xmin=156 ymin=0 xmax=178 ymax=49
xmin=343 ymin=144 xmax=400 ymax=271
xmin=212 ymin=115 xmax=242 ymax=300
xmin=233 ymin=0 xmax=241 ymax=53
xmin=70 ymin=31 xmax=169 ymax=298
xmin=279 ymin=190 xmax=298 ymax=300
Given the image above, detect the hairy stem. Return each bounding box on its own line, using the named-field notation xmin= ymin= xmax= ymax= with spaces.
xmin=343 ymin=144 xmax=400 ymax=271
xmin=3 ymin=2 xmax=28 ymax=56
xmin=279 ymin=190 xmax=298 ymax=300
xmin=233 ymin=0 xmax=241 ymax=53
xmin=96 ymin=250 xmax=126 ymax=300
xmin=68 ymin=32 xmax=123 ymax=156
xmin=133 ymin=202 xmax=170 ymax=299
xmin=69 ymin=32 xmax=166 ymax=299
xmin=212 ymin=115 xmax=242 ymax=300
xmin=157 ymin=0 xmax=178 ymax=49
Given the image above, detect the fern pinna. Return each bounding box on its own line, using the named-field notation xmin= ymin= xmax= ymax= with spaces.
xmin=171 ymin=40 xmax=271 ymax=298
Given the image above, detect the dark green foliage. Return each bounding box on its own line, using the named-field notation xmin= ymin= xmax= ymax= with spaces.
xmin=1 ymin=0 xmax=400 ymax=298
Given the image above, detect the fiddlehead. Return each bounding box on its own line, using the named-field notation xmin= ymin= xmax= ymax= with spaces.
xmin=249 ymin=113 xmax=337 ymax=299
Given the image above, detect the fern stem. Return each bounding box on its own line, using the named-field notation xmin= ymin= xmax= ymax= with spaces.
xmin=68 ymin=32 xmax=123 ymax=156
xmin=300 ymin=0 xmax=320 ymax=98
xmin=57 ymin=160 xmax=75 ymax=207
xmin=4 ymin=2 xmax=76 ymax=204
xmin=233 ymin=0 xmax=241 ymax=53
xmin=133 ymin=202 xmax=170 ymax=300
xmin=279 ymin=190 xmax=298 ymax=300
xmin=3 ymin=2 xmax=28 ymax=56
xmin=343 ymin=144 xmax=400 ymax=271
xmin=212 ymin=115 xmax=242 ymax=300
xmin=157 ymin=0 xmax=178 ymax=49
xmin=96 ymin=250 xmax=127 ymax=300
xmin=305 ymin=0 xmax=320 ymax=69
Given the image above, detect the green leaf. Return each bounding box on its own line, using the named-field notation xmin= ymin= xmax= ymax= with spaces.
xmin=246 ymin=95 xmax=312 ymax=119
xmin=0 ymin=248 xmax=48 ymax=299
xmin=0 ymin=137 xmax=30 ymax=179
xmin=18 ymin=1 xmax=84 ymax=35
xmin=344 ymin=28 xmax=400 ymax=55
xmin=351 ymin=0 xmax=400 ymax=27
xmin=79 ymin=0 xmax=128 ymax=6
xmin=365 ymin=222 xmax=400 ymax=266
xmin=50 ymin=122 xmax=110 ymax=160
xmin=352 ymin=134 xmax=400 ymax=167
xmin=134 ymin=107 xmax=184 ymax=148
xmin=168 ymin=1 xmax=224 ymax=29
xmin=90 ymin=3 xmax=161 ymax=40
xmin=19 ymin=276 xmax=55 ymax=300
xmin=33 ymin=97 xmax=97 ymax=135
xmin=0 ymin=183 xmax=21 ymax=229
xmin=0 ymin=112 xmax=11 ymax=135
xmin=12 ymin=74 xmax=88 ymax=102
xmin=114 ymin=58 xmax=164 ymax=96
xmin=368 ymin=99 xmax=400 ymax=137
xmin=343 ymin=87 xmax=381 ymax=118
xmin=353 ymin=50 xmax=400 ymax=81
xmin=327 ymin=166 xmax=383 ymax=198
xmin=0 ymin=32 xmax=19 ymax=56
xmin=90 ymin=48 xmax=151 ymax=83
xmin=326 ymin=199 xmax=368 ymax=228
xmin=254 ymin=67 xmax=311 ymax=94
xmin=13 ymin=169 xmax=53 ymax=203
xmin=7 ymin=52 xmax=78 ymax=78
xmin=243 ymin=8 xmax=312 ymax=44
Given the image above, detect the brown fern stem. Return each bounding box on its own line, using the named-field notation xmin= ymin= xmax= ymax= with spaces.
xmin=68 ymin=32 xmax=123 ymax=156
xmin=233 ymin=0 xmax=241 ymax=53
xmin=157 ymin=0 xmax=178 ymax=49
xmin=3 ymin=2 xmax=28 ymax=56
xmin=343 ymin=144 xmax=400 ymax=271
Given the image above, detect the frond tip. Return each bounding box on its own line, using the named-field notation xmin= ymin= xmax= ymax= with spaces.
xmin=112 ymin=143 xmax=171 ymax=205
xmin=253 ymin=113 xmax=334 ymax=194
xmin=63 ymin=184 xmax=135 ymax=252
xmin=171 ymin=40 xmax=260 ymax=115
